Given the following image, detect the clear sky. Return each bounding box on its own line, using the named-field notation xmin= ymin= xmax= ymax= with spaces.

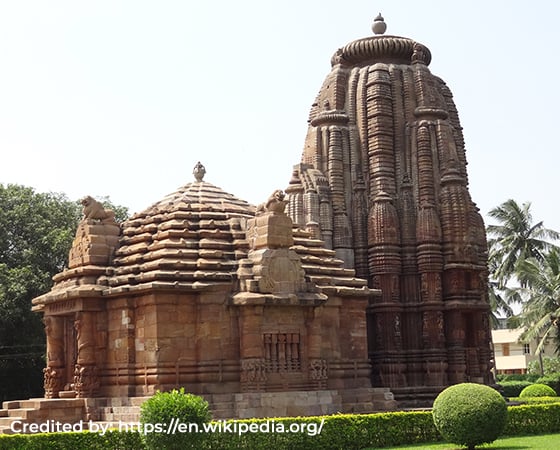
xmin=1 ymin=1 xmax=558 ymax=233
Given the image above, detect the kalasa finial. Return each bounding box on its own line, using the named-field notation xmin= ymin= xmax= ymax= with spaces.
xmin=193 ymin=161 xmax=206 ymax=182
xmin=372 ymin=13 xmax=387 ymax=35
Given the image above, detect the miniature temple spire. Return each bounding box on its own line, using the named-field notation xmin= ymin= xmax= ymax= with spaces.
xmin=193 ymin=161 xmax=206 ymax=182
xmin=372 ymin=13 xmax=387 ymax=35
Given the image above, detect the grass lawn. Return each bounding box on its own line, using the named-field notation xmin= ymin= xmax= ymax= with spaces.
xmin=371 ymin=433 xmax=560 ymax=449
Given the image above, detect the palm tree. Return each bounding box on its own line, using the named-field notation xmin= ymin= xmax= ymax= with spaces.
xmin=487 ymin=199 xmax=559 ymax=288
xmin=515 ymin=249 xmax=560 ymax=355
xmin=487 ymin=241 xmax=515 ymax=328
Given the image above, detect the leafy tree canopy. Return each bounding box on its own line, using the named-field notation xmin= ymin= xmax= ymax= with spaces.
xmin=487 ymin=199 xmax=559 ymax=288
xmin=0 ymin=183 xmax=128 ymax=348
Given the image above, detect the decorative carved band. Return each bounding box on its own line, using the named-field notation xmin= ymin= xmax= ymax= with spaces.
xmin=332 ymin=36 xmax=431 ymax=66
xmin=240 ymin=358 xmax=267 ymax=383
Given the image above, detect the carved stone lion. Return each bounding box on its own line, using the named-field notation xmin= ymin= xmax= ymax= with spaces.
xmin=81 ymin=196 xmax=116 ymax=222
xmin=256 ymin=189 xmax=288 ymax=215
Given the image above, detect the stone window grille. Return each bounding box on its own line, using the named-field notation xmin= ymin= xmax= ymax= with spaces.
xmin=263 ymin=333 xmax=301 ymax=372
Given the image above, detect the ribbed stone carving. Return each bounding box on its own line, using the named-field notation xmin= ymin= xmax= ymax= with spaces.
xmin=288 ymin=22 xmax=493 ymax=402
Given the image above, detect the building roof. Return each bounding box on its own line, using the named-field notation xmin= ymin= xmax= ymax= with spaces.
xmin=33 ymin=163 xmax=376 ymax=307
xmin=492 ymin=328 xmax=524 ymax=344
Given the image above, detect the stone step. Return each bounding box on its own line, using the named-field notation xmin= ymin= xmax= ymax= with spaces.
xmin=2 ymin=401 xmax=21 ymax=410
xmin=0 ymin=416 xmax=24 ymax=428
xmin=19 ymin=398 xmax=84 ymax=410
xmin=7 ymin=408 xmax=37 ymax=419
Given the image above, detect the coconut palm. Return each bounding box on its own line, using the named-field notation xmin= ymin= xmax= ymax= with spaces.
xmin=487 ymin=199 xmax=559 ymax=288
xmin=487 ymin=241 xmax=515 ymax=328
xmin=515 ymin=248 xmax=560 ymax=354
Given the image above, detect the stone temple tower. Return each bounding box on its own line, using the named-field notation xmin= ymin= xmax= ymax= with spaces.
xmin=286 ymin=15 xmax=493 ymax=403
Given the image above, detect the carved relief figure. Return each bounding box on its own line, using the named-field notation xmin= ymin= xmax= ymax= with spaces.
xmin=240 ymin=358 xmax=267 ymax=383
xmin=309 ymin=359 xmax=328 ymax=380
xmin=44 ymin=316 xmax=64 ymax=367
xmin=74 ymin=312 xmax=96 ymax=365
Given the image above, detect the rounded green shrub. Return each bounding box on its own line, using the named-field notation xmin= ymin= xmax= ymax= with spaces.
xmin=519 ymin=383 xmax=557 ymax=398
xmin=140 ymin=388 xmax=212 ymax=449
xmin=432 ymin=383 xmax=507 ymax=450
xmin=536 ymin=373 xmax=560 ymax=394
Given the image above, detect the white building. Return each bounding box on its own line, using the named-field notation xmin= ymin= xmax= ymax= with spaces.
xmin=492 ymin=328 xmax=555 ymax=374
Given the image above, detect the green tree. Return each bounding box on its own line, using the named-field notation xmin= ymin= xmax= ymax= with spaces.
xmin=527 ymin=356 xmax=560 ymax=375
xmin=0 ymin=184 xmax=129 ymax=400
xmin=0 ymin=185 xmax=81 ymax=346
xmin=515 ymin=249 xmax=560 ymax=355
xmin=487 ymin=246 xmax=515 ymax=328
xmin=487 ymin=199 xmax=559 ymax=288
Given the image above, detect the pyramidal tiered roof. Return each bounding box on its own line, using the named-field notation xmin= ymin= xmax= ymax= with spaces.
xmin=100 ymin=179 xmax=256 ymax=294
xmin=291 ymin=228 xmax=370 ymax=296
xmin=34 ymin=163 xmax=373 ymax=305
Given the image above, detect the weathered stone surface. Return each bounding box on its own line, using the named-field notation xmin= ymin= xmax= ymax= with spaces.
xmin=24 ymin=16 xmax=493 ymax=426
xmin=287 ymin=20 xmax=493 ymax=403
xmin=28 ymin=164 xmax=379 ymax=427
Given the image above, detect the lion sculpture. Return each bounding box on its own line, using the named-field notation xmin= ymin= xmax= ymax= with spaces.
xmin=256 ymin=189 xmax=288 ymax=215
xmin=81 ymin=196 xmax=116 ymax=223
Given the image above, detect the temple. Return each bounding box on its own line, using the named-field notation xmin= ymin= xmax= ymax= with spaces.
xmin=285 ymin=14 xmax=493 ymax=403
xmin=2 ymin=15 xmax=493 ymax=428
xmin=23 ymin=169 xmax=394 ymax=423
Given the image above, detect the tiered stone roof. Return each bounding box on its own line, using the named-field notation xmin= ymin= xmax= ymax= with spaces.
xmin=34 ymin=165 xmax=373 ymax=308
xmin=291 ymin=228 xmax=370 ymax=296
xmin=99 ymin=180 xmax=256 ymax=294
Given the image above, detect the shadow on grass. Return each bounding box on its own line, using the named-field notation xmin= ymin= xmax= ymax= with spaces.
xmin=485 ymin=447 xmax=530 ymax=449
xmin=379 ymin=444 xmax=531 ymax=450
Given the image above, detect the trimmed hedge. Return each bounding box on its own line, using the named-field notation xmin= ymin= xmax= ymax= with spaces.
xmin=510 ymin=396 xmax=560 ymax=404
xmin=498 ymin=380 xmax=533 ymax=397
xmin=0 ymin=431 xmax=142 ymax=449
xmin=200 ymin=412 xmax=441 ymax=450
xmin=504 ymin=403 xmax=560 ymax=436
xmin=0 ymin=412 xmax=440 ymax=450
xmin=496 ymin=373 xmax=540 ymax=383
xmin=1 ymin=402 xmax=560 ymax=449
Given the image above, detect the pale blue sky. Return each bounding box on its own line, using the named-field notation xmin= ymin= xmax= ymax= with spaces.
xmin=1 ymin=1 xmax=559 ymax=233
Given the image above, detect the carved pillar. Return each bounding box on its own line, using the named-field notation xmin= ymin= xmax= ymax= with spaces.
xmin=319 ymin=198 xmax=333 ymax=249
xmin=446 ymin=310 xmax=467 ymax=384
xmin=368 ymin=191 xmax=404 ymax=387
xmin=366 ymin=66 xmax=395 ymax=196
xmin=73 ymin=311 xmax=99 ymax=397
xmin=286 ymin=167 xmax=305 ymax=227
xmin=43 ymin=316 xmax=65 ymax=398
xmin=351 ymin=176 xmax=369 ymax=279
xmin=303 ymin=190 xmax=319 ymax=230
xmin=305 ymin=307 xmax=328 ymax=388
xmin=238 ymin=305 xmax=266 ymax=391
